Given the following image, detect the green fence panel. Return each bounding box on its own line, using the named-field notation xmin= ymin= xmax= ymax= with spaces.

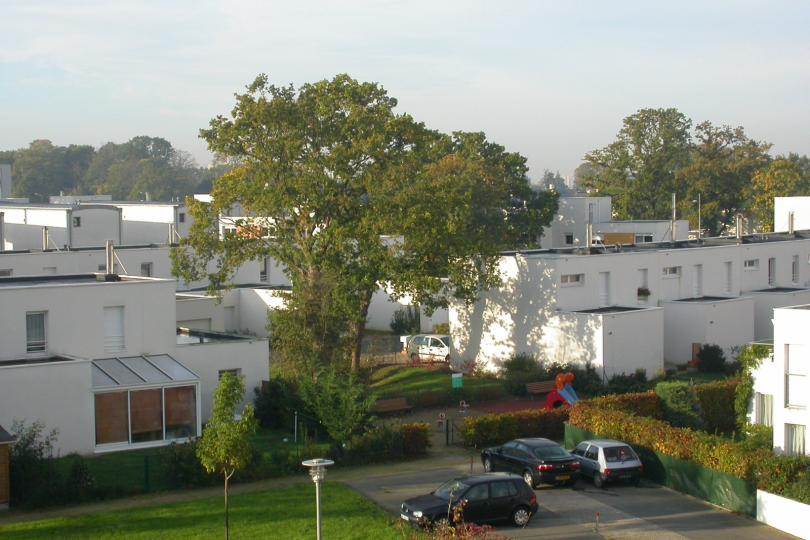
xmin=563 ymin=423 xmax=756 ymax=516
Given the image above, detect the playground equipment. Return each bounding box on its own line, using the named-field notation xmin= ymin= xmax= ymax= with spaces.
xmin=545 ymin=372 xmax=580 ymax=409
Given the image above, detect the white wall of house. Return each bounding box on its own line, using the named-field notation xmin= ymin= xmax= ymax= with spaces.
xmin=756 ymin=490 xmax=810 ymax=540
xmin=0 ymin=205 xmax=122 ymax=250
xmin=0 ymin=277 xmax=177 ymax=362
xmin=118 ymin=204 xmax=178 ymax=244
xmin=770 ymin=307 xmax=809 ymax=455
xmin=594 ymin=220 xmax=689 ymax=243
xmin=0 ymin=359 xmax=95 ymax=455
xmin=775 ymin=197 xmax=810 ymax=232
xmin=662 ymin=297 xmax=754 ymax=364
xmin=452 ymin=235 xmax=810 ymax=373
xmin=176 ymin=294 xmax=226 ymax=331
xmin=367 ymin=288 xmax=449 ymax=333
xmin=175 ymin=339 xmax=269 ymax=420
xmin=749 ymin=289 xmax=810 ymax=341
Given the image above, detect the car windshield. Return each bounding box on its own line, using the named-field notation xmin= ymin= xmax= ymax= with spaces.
xmin=433 ymin=479 xmax=469 ymax=500
xmin=440 ymin=337 xmax=450 ymax=347
xmin=533 ymin=445 xmax=570 ymax=459
xmin=603 ymin=445 xmax=638 ymax=462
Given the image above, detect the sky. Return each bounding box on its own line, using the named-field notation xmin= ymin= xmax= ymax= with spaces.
xmin=2 ymin=0 xmax=809 ymax=181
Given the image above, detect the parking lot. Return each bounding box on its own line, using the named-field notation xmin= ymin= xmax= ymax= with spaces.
xmin=345 ymin=464 xmax=796 ymax=539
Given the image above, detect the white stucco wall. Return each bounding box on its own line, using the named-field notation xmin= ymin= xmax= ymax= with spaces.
xmin=770 ymin=307 xmax=810 ymax=455
xmin=756 ymin=490 xmax=810 ymax=539
xmin=775 ymin=197 xmax=810 ymax=233
xmin=0 ymin=277 xmax=177 ymax=361
xmin=602 ymin=307 xmax=664 ymax=377
xmin=0 ymin=359 xmax=95 ymax=455
xmin=174 ymin=339 xmax=269 ymax=420
xmin=176 ymin=294 xmax=226 ymax=331
xmin=662 ymin=297 xmax=754 ymax=365
xmin=749 ymin=289 xmax=810 ymax=341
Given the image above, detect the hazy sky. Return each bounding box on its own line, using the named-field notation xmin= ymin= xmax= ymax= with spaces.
xmin=2 ymin=0 xmax=809 ymax=180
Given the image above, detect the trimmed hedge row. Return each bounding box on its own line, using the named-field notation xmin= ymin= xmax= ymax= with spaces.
xmin=461 ymin=408 xmax=569 ymax=448
xmin=694 ymin=379 xmax=738 ymax=434
xmin=338 ymin=422 xmax=432 ymax=465
xmin=585 ymin=390 xmax=663 ymax=419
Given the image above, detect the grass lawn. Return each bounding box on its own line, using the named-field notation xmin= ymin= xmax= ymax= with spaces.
xmin=666 ymin=370 xmax=732 ymax=385
xmin=0 ymin=483 xmax=403 ymax=540
xmin=370 ymin=365 xmax=503 ymax=400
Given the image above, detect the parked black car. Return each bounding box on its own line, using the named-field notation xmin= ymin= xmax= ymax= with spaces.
xmin=481 ymin=438 xmax=581 ymax=488
xmin=400 ymin=473 xmax=538 ymax=528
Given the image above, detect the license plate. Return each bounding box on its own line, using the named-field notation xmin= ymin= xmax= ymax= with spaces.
xmin=557 ymin=474 xmax=570 ymax=481
xmin=400 ymin=514 xmax=410 ymax=521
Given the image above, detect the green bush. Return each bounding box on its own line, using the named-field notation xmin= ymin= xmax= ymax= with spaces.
xmin=390 ymin=306 xmax=421 ymax=335
xmin=254 ymin=378 xmax=306 ymax=430
xmin=62 ymin=454 xmax=95 ymax=503
xmin=739 ymin=424 xmax=774 ymax=452
xmin=162 ymin=440 xmax=215 ymax=489
xmin=586 ymin=390 xmax=663 ymax=418
xmin=461 ymin=408 xmax=569 ymax=448
xmin=694 ymin=380 xmax=738 ymax=433
xmin=9 ymin=420 xmax=62 ymax=508
xmin=654 ymin=381 xmax=704 ymax=430
xmin=500 ymin=353 xmax=541 ymax=396
xmin=499 ymin=356 xmax=605 ymax=398
xmin=605 ymin=369 xmax=649 ymax=394
xmin=338 ymin=423 xmax=431 ymax=465
xmin=734 ymin=344 xmax=772 ymax=429
xmin=697 ymin=344 xmax=726 ymax=373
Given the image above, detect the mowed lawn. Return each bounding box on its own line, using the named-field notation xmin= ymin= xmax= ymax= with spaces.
xmin=0 ymin=483 xmax=402 ymax=540
xmin=370 ymin=365 xmax=503 ymax=398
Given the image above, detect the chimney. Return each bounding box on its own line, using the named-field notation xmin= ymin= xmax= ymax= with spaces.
xmin=145 ymin=191 xmax=151 ymax=202
xmin=736 ymin=214 xmax=743 ymax=240
xmin=42 ymin=226 xmax=49 ymax=250
xmin=789 ymin=211 xmax=795 ymax=235
xmin=106 ymin=240 xmax=115 ymax=275
xmin=671 ymin=193 xmax=677 ymax=242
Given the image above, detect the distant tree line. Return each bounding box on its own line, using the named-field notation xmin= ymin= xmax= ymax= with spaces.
xmin=0 ymin=136 xmax=231 ymax=202
xmin=574 ymin=108 xmax=810 ymax=234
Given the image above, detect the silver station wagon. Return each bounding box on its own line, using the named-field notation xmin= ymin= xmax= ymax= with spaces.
xmin=570 ymin=439 xmax=643 ymax=488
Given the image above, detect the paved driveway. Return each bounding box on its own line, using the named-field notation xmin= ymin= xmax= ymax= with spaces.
xmin=345 ymin=465 xmax=797 ymax=539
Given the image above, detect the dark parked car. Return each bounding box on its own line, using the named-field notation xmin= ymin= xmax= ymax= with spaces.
xmin=481 ymin=438 xmax=580 ymax=488
xmin=400 ymin=473 xmax=538 ymax=528
xmin=571 ymin=439 xmax=643 ymax=488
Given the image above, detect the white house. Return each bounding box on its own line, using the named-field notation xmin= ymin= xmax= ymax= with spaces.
xmin=0 ymin=271 xmax=268 ymax=455
xmin=451 ymin=231 xmax=810 ymax=377
xmin=0 ymin=202 xmax=123 ymax=250
xmin=749 ymin=305 xmax=809 ymax=456
xmin=539 ymin=196 xmax=689 ymax=249
xmin=774 ymin=197 xmax=810 ymax=233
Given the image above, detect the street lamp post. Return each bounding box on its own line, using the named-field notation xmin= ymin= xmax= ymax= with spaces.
xmin=302 ymin=458 xmax=334 ymax=540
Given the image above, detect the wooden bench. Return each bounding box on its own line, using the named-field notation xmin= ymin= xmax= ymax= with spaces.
xmin=526 ymin=380 xmax=556 ymax=397
xmin=373 ymin=397 xmax=412 ymax=415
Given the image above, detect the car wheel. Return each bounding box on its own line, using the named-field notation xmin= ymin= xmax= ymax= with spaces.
xmin=511 ymin=506 xmax=532 ymax=527
xmin=523 ymin=470 xmax=535 ymax=489
xmin=593 ymin=472 xmax=604 ymax=489
xmin=484 ymin=457 xmax=492 ymax=472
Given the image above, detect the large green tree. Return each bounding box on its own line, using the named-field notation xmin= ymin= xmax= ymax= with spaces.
xmin=749 ymin=155 xmax=810 ymax=231
xmin=677 ymin=122 xmax=771 ymax=236
xmin=581 ymin=108 xmax=692 ymax=220
xmin=172 ymin=74 xmax=556 ymax=375
xmin=10 ymin=140 xmax=94 ymax=201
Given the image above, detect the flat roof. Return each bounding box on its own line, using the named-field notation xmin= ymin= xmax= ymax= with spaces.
xmin=750 ymin=287 xmax=810 ymax=293
xmin=176 ymin=328 xmax=255 ymax=344
xmin=0 ymin=273 xmax=170 ymax=289
xmin=0 ymin=243 xmax=174 ymax=257
xmin=0 ymin=355 xmax=76 ymax=367
xmin=507 ymin=229 xmax=810 ymax=258
xmin=671 ymin=296 xmax=736 ymax=303
xmin=575 ymin=306 xmax=647 ymax=314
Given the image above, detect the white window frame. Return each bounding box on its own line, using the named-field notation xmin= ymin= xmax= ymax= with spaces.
xmin=0 ymin=269 xmax=13 ymax=277
xmin=754 ymin=392 xmax=773 ymax=427
xmin=26 ymin=311 xmax=47 ymax=353
xmin=792 ymin=255 xmax=799 ymax=283
xmin=785 ymin=344 xmax=807 ymax=409
xmin=785 ymin=423 xmax=806 ymax=456
xmin=560 ymin=273 xmax=585 ymax=286
xmin=140 ymin=262 xmax=153 ymax=277
xmin=744 ymin=259 xmax=759 ymax=270
xmin=218 ymin=368 xmax=243 ymax=380
xmin=564 ymin=233 xmax=574 ymax=245
xmin=72 ymin=216 xmax=81 ymax=227
xmin=662 ymin=266 xmax=681 ymax=278
xmin=634 ymin=233 xmax=654 ymax=243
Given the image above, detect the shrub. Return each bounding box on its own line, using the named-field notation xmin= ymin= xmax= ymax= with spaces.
xmin=9 ymin=420 xmax=61 ymax=508
xmin=694 ymin=380 xmax=738 ymax=433
xmin=696 ymin=344 xmax=726 ymax=373
xmin=739 ymin=424 xmax=773 ymax=452
xmin=461 ymin=408 xmax=569 ymax=448
xmin=734 ymin=344 xmax=772 ymax=429
xmin=654 ymin=381 xmax=704 ymax=430
xmin=390 ymin=306 xmax=421 ymax=335
xmin=605 ymin=369 xmax=649 ymax=395
xmin=62 ymin=454 xmax=95 ymax=503
xmin=500 ymin=353 xmax=541 ymax=396
xmin=339 ymin=423 xmax=431 ymax=465
xmin=433 ymin=323 xmax=450 ymax=334
xmin=162 ymin=440 xmax=214 ymax=489
xmin=586 ymin=390 xmax=663 ymax=419
xmin=299 ymin=368 xmax=375 ymax=444
xmin=400 ymin=423 xmax=432 ymax=457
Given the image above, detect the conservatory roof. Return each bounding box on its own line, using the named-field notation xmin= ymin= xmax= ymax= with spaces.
xmin=91 ymin=354 xmax=198 ymax=390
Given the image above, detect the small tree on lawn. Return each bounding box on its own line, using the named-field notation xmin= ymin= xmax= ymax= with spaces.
xmin=197 ymin=372 xmax=258 ymax=540
xmin=299 ymin=368 xmax=375 ymax=446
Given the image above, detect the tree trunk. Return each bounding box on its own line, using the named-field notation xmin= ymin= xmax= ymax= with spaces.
xmin=350 ymin=289 xmax=374 ymax=372
xmin=224 ymin=471 xmax=232 ymax=540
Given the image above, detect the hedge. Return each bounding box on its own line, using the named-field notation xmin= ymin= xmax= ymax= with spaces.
xmin=461 ymin=408 xmax=569 ymax=447
xmin=338 ymin=423 xmax=432 ymax=465
xmin=694 ymin=380 xmax=738 ymax=434
xmin=585 ymin=390 xmax=663 ymax=419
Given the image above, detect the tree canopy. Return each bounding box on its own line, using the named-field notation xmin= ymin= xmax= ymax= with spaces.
xmin=172 ymin=74 xmax=557 ymax=375
xmin=579 ymin=108 xmax=781 ymax=236
xmin=749 ymin=154 xmax=810 ymax=231
xmin=1 ymin=136 xmax=223 ymax=202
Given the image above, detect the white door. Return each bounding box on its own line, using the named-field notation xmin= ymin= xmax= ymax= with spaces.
xmin=599 ymin=272 xmax=610 ymax=306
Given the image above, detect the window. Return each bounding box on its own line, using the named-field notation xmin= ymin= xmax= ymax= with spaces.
xmin=662 ymin=266 xmax=681 ymax=278
xmin=464 ymin=484 xmax=489 ymax=501
xmin=572 ymin=442 xmax=588 ymax=456
xmin=98 ymin=264 xmax=106 ymax=272
xmin=165 ymin=386 xmax=197 ymax=439
xmin=755 ymin=393 xmax=773 ymax=427
xmin=0 ymin=269 xmax=12 ymax=277
xmin=768 ymin=257 xmax=776 ymax=286
xmin=178 ymin=212 xmax=185 ymax=223
xmin=693 ymin=264 xmax=703 ymax=297
xmin=724 ymin=261 xmax=733 ymax=294
xmin=561 ymin=273 xmax=584 ymax=286
xmin=744 ymin=259 xmax=759 ymax=270
xmin=26 ymin=311 xmax=46 ymax=353
xmin=260 ymin=257 xmax=269 ymax=282
xmin=94 ymin=392 xmax=129 ymax=445
xmin=130 ymin=389 xmax=163 ymax=443
xmin=491 ymin=481 xmax=517 ymax=498
xmin=104 ymin=306 xmax=125 ymax=352
xmin=634 ymin=234 xmax=653 ymax=243
xmin=785 ymin=344 xmax=808 ymax=409
xmin=792 ymin=255 xmax=800 ymax=283
xmin=218 ymin=368 xmax=242 ymax=380
xmin=564 ymin=233 xmax=574 ymax=245
xmin=72 ymin=216 xmax=81 ymax=227
xmin=785 ymin=424 xmax=806 ymax=456
xmin=584 ymin=446 xmax=598 ymax=460
xmin=42 ymin=266 xmax=57 ymax=274
xmin=140 ymin=262 xmax=153 ymax=277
